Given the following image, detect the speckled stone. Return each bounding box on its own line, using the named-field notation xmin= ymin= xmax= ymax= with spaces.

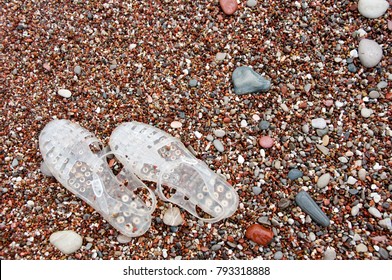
xmin=295 ymin=191 xmax=330 ymax=227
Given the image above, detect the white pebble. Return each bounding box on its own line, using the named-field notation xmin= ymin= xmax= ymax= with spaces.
xmin=378 ymin=218 xmax=392 ymax=230
xmin=194 ymin=131 xmax=202 ymax=139
xmin=361 ymin=108 xmax=373 ymax=118
xmin=240 ymin=120 xmax=248 ymax=127
xmin=317 ymin=173 xmax=331 ymax=188
xmin=351 ymin=205 xmax=360 ymax=217
xmin=213 ymin=129 xmax=226 ymax=138
xmin=358 ymin=0 xmax=389 ymax=19
xmin=358 ymin=39 xmax=383 ymax=68
xmin=58 ymin=89 xmax=72 ymax=98
xmin=358 ymin=169 xmax=367 ymax=181
xmin=346 ymin=176 xmax=358 ymax=185
xmin=324 ymin=247 xmax=336 ymax=260
xmin=311 ymin=118 xmax=327 ymax=129
xmin=238 ymin=155 xmax=245 ymax=164
xmin=252 ymin=114 xmax=260 ymax=121
xmin=350 ymin=49 xmax=359 ymax=58
xmin=50 ymin=230 xmax=83 ymax=254
xmin=215 ymin=52 xmax=227 ymax=61
xmin=170 ymin=121 xmax=182 ymax=129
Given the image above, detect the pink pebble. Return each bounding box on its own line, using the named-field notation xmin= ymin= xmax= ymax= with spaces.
xmin=323 ymin=100 xmax=334 ymax=107
xmin=259 ymin=136 xmax=274 ymax=148
xmin=219 ymin=0 xmax=238 ymax=15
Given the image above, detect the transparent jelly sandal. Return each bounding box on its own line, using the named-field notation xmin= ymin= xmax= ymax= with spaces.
xmin=39 ymin=119 xmax=156 ymax=237
xmin=109 ymin=121 xmax=239 ymax=223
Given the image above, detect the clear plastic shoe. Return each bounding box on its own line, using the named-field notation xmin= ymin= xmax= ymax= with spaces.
xmin=109 ymin=121 xmax=239 ymax=223
xmin=39 ymin=119 xmax=156 ymax=237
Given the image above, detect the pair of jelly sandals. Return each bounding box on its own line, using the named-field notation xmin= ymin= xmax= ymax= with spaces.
xmin=39 ymin=119 xmax=239 ymax=237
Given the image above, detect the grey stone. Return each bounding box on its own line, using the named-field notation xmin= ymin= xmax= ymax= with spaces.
xmin=295 ymin=191 xmax=330 ymax=227
xmin=246 ymin=0 xmax=257 ymax=7
xmin=274 ymin=251 xmax=283 ymax=260
xmin=11 ymin=158 xmax=18 ymax=167
xmin=378 ymin=218 xmax=392 ymax=230
xmin=211 ymin=244 xmax=222 ymax=251
xmin=74 ymin=65 xmax=82 ymax=75
xmin=347 ymin=63 xmax=357 ymax=73
xmin=356 ymin=243 xmax=368 ymax=253
xmin=232 ymin=66 xmax=271 ymax=95
xmin=316 ymin=144 xmax=330 ymax=155
xmin=278 ymin=198 xmax=291 ymax=209
xmin=369 ymin=91 xmax=380 ymax=99
xmin=189 ymin=79 xmax=198 ymax=87
xmin=323 ymin=247 xmax=336 ymax=260
xmin=213 ymin=139 xmax=224 ymax=152
xmin=213 ymin=129 xmax=226 ymax=138
xmin=368 ymin=207 xmax=382 ymax=218
xmin=288 ymin=169 xmax=303 ymax=180
xmin=378 ymin=248 xmax=389 ymax=260
xmin=258 ymin=120 xmax=270 ymax=130
xmin=317 ymin=173 xmax=331 ymax=188
xmin=252 ymin=186 xmax=262 ymax=195
xmin=215 ymin=52 xmax=227 ymax=61
xmin=377 ymin=81 xmax=388 ymax=89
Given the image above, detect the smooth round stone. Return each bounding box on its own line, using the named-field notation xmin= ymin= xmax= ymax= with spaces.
xmin=317 ymin=173 xmax=331 ymax=188
xmin=361 ymin=108 xmax=373 ymax=118
xmin=40 ymin=161 xmax=53 ymax=177
xmin=346 ymin=176 xmax=358 ymax=185
xmin=213 ymin=139 xmax=225 ymax=152
xmin=369 ymin=91 xmax=380 ymax=99
xmin=170 ymin=121 xmax=182 ymax=129
xmin=259 ymin=136 xmax=274 ymax=148
xmin=311 ymin=118 xmax=327 ymax=129
xmin=26 ymin=200 xmax=35 ymax=207
xmin=189 ymin=79 xmax=198 ymax=87
xmin=58 ymin=89 xmax=72 ymax=98
xmin=219 ymin=0 xmax=238 ymax=15
xmin=288 ymin=169 xmax=303 ymax=180
xmin=74 ymin=65 xmax=82 ymax=75
xmin=50 ymin=230 xmax=83 ymax=254
xmin=368 ymin=207 xmax=382 ymax=218
xmin=323 ymin=247 xmax=337 ymax=260
xmin=258 ymin=120 xmax=270 ymax=130
xmin=213 ymin=129 xmax=226 ymax=138
xmin=163 ymin=207 xmax=183 ymax=226
xmin=358 ymin=0 xmax=389 ymax=19
xmin=274 ymin=251 xmax=283 ymax=260
xmin=358 ymin=39 xmax=383 ymax=68
xmin=247 ymin=0 xmax=258 ymax=7
xmin=245 ymin=224 xmax=274 ymax=246
xmin=302 ymin=124 xmax=309 ymax=134
xmin=356 ymin=243 xmax=368 ymax=253
xmin=238 ymin=155 xmax=245 ymax=164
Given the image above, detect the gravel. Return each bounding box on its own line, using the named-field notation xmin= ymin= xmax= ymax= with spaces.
xmin=2 ymin=0 xmax=391 ymax=261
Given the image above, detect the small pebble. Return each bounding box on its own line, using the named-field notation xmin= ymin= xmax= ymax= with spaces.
xmin=189 ymin=79 xmax=198 ymax=87
xmin=213 ymin=129 xmax=226 ymax=137
xmin=346 ymin=176 xmax=357 ymax=185
xmin=238 ymin=155 xmax=245 ymax=164
xmin=259 ymin=120 xmax=270 ymax=130
xmin=378 ymin=248 xmax=389 ymax=260
xmin=58 ymin=89 xmax=72 ymax=98
xmin=378 ymin=218 xmax=392 ymax=230
xmin=311 ymin=118 xmax=327 ymax=129
xmin=356 ymin=243 xmax=368 ymax=253
xmin=259 ymin=136 xmax=274 ymax=148
xmin=219 ymin=0 xmax=238 ymax=15
xmin=274 ymin=251 xmax=283 ymax=260
xmin=215 ymin=52 xmax=227 ymax=61
xmin=288 ymin=169 xmax=303 ymax=180
xmin=323 ymin=247 xmax=336 ymax=260
xmin=369 ymin=91 xmax=380 ymax=99
xmin=278 ymin=198 xmax=291 ymax=209
xmin=163 ymin=207 xmax=183 ymax=226
xmin=358 ymin=169 xmax=367 ymax=181
xmin=317 ymin=173 xmax=331 ymax=188
xmin=170 ymin=121 xmax=182 ymax=129
xmin=213 ymin=139 xmax=225 ymax=152
xmin=50 ymin=230 xmax=83 ymax=254
xmin=74 ymin=65 xmax=82 ymax=75
xmin=368 ymin=207 xmax=382 ymax=218
xmin=361 ymin=108 xmax=373 ymax=118
xmin=252 ymin=187 xmax=262 ymax=195
xmin=246 ymin=0 xmax=258 ymax=7
xmin=117 ymin=234 xmax=132 ymax=244
xmin=377 ymin=81 xmax=388 ymax=89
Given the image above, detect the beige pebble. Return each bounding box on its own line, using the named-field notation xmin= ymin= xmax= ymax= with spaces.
xmin=170 ymin=121 xmax=182 ymax=129
xmin=322 ymin=135 xmax=329 ymax=146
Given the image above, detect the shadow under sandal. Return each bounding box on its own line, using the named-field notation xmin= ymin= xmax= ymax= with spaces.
xmin=109 ymin=121 xmax=239 ymax=223
xmin=39 ymin=119 xmax=156 ymax=237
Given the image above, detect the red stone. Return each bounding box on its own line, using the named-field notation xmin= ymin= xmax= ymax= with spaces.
xmin=245 ymin=224 xmax=273 ymax=246
xmin=223 ymin=117 xmax=231 ymax=123
xmin=259 ymin=136 xmax=274 ymax=148
xmin=219 ymin=0 xmax=238 ymax=15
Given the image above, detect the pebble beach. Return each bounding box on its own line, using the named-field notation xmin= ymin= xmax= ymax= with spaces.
xmin=1 ymin=0 xmax=391 ymax=260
